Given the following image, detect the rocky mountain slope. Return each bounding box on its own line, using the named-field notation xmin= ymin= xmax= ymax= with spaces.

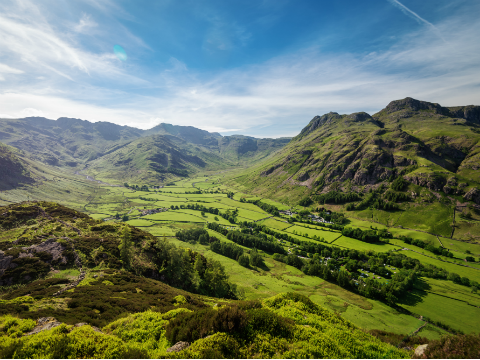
xmin=233 ymin=97 xmax=480 ymax=202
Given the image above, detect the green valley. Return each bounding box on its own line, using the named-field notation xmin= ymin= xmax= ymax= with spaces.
xmin=1 ymin=97 xmax=480 ymax=358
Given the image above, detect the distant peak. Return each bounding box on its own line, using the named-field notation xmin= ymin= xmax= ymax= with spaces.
xmin=384 ymin=97 xmax=444 ymax=114
xmin=346 ymin=112 xmax=372 ymax=122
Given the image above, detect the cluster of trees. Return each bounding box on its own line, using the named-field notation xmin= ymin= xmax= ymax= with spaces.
xmin=341 ymin=227 xmax=382 ymax=243
xmin=147 ymin=233 xmax=238 ymax=299
xmin=176 ymin=227 xmax=266 ymax=270
xmin=273 ymin=253 xmax=305 ymax=269
xmin=384 ymin=190 xmax=411 ymax=202
xmin=245 ymin=200 xmax=280 ymax=216
xmin=139 ymin=196 xmax=156 ymax=201
xmin=391 ymin=176 xmax=408 ymax=191
xmin=315 ymin=208 xmax=347 ymax=225
xmin=399 ymin=236 xmax=453 ymax=257
xmin=175 ymin=228 xmax=211 ymax=244
xmin=313 ymin=191 xmax=361 ymax=205
xmin=210 ymin=239 xmax=244 ymax=261
xmin=354 ymin=192 xmax=399 ymax=211
xmin=124 ymin=184 xmax=149 ymax=191
xmin=298 ymin=197 xmax=313 ymax=207
xmin=207 ymin=222 xmax=285 ymax=254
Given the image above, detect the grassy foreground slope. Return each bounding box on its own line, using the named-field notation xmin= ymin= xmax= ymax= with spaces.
xmin=0 ymin=202 xmax=410 ymax=359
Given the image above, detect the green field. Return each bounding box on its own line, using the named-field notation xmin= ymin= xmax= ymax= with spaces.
xmin=3 ymin=167 xmax=480 ymax=340
xmin=398 ymin=287 xmax=480 ymax=334
xmin=143 ymin=211 xmax=205 ymax=222
xmin=398 ymin=250 xmax=480 ymax=281
xmin=334 ymin=236 xmax=399 ymax=252
xmin=125 ymin=219 xmax=155 ymax=227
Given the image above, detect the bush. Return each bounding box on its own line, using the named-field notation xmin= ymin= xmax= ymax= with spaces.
xmin=416 ymin=333 xmax=480 ymax=359
xmin=238 ymin=254 xmax=250 ymax=267
xmin=165 ymin=305 xmax=248 ymax=344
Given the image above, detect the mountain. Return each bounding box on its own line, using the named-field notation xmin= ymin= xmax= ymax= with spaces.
xmin=85 ymin=134 xmax=233 ymax=184
xmin=234 ymin=97 xmax=480 ymax=198
xmin=0 ymin=117 xmax=290 ymax=183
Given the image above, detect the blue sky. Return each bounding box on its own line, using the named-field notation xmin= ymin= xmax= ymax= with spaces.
xmin=0 ymin=0 xmax=479 ymax=137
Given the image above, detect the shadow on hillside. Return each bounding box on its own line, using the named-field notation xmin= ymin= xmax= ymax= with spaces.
xmin=396 ymin=278 xmax=431 ymax=307
xmin=0 ymin=173 xmax=34 ymax=191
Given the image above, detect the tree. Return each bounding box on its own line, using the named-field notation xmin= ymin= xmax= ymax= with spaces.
xmin=198 ymin=234 xmax=208 ymax=245
xmin=119 ymin=226 xmax=132 ymax=269
xmin=122 ymin=215 xmax=129 ymax=222
xmin=201 ymin=211 xmax=206 ymax=217
xmin=299 ymin=197 xmax=312 ymax=207
xmin=238 ymin=254 xmax=250 ymax=267
xmin=214 ymin=216 xmax=219 ymax=221
xmin=250 ymin=251 xmax=264 ymax=268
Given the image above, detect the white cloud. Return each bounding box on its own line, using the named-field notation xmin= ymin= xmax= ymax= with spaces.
xmin=0 ymin=0 xmax=479 ymax=138
xmin=74 ymin=13 xmax=98 ymax=33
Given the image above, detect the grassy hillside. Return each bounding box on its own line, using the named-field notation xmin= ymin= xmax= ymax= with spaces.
xmin=0 ymin=201 xmax=413 ymax=359
xmin=1 ymin=180 xmax=480 ymax=357
xmin=227 ymin=97 xmax=480 ymax=240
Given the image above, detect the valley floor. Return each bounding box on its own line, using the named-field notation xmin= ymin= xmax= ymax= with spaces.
xmin=1 ymin=168 xmax=480 ymax=338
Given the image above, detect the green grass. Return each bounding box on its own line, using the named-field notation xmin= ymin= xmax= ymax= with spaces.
xmin=398 ymin=250 xmax=480 ymax=282
xmin=236 ymin=208 xmax=270 ymax=221
xmin=145 ymin=225 xmax=177 ymax=237
xmin=143 ymin=211 xmax=206 ymax=223
xmin=89 ymin=213 xmax=111 ymax=220
xmin=334 ymin=236 xmax=399 ymax=252
xmin=286 ymin=224 xmax=342 ymax=242
xmin=125 ymin=219 xmax=155 ymax=227
xmin=424 ymin=278 xmax=480 ymax=307
xmin=398 ymin=286 xmax=480 ymax=334
xmin=258 ymin=218 xmax=292 ymax=231
xmin=434 ymin=237 xmax=480 ymax=257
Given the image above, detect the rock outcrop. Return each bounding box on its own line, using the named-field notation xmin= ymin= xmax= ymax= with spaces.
xmin=166 ymin=341 xmax=190 ymax=353
xmin=464 ymin=187 xmax=480 ymax=205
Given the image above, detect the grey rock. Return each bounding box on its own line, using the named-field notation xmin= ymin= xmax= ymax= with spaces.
xmin=414 ymin=344 xmax=428 ymax=358
xmin=24 ymin=317 xmax=63 ymax=336
xmin=464 ymin=187 xmax=480 ymax=205
xmin=166 ymin=341 xmax=190 ymax=353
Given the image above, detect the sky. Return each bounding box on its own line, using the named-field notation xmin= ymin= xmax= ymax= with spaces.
xmin=0 ymin=0 xmax=480 ymax=138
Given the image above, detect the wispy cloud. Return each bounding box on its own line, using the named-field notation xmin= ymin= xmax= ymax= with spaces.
xmin=74 ymin=13 xmax=98 ymax=34
xmin=387 ymin=0 xmax=444 ymax=40
xmin=0 ymin=0 xmax=479 ymax=138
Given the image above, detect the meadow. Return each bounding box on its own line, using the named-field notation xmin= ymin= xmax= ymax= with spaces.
xmin=4 ymin=167 xmax=479 ymax=339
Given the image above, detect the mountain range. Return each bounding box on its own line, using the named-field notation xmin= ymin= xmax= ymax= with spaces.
xmin=0 ymin=116 xmax=290 ymax=183
xmin=232 ymin=97 xmax=480 ymax=206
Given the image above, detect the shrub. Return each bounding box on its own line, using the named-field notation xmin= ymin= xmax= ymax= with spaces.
xmin=415 ymin=333 xmax=480 ymax=359
xmin=238 ymin=254 xmax=250 ymax=267
xmin=165 ymin=305 xmax=248 ymax=344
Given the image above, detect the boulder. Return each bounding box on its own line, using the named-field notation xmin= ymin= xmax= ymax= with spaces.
xmin=166 ymin=341 xmax=190 ymax=353
xmin=24 ymin=317 xmax=62 ymax=336
xmin=414 ymin=344 xmax=428 ymax=358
